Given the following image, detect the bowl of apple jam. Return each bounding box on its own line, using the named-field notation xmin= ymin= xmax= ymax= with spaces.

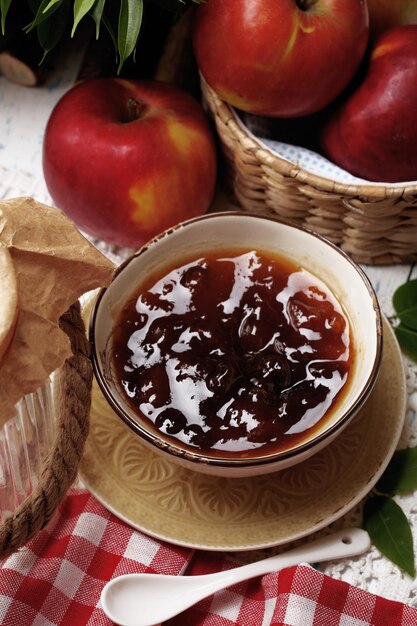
xmin=90 ymin=212 xmax=382 ymax=477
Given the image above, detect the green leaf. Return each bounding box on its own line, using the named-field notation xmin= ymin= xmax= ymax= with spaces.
xmin=25 ymin=0 xmax=62 ymax=33
xmin=393 ymin=279 xmax=417 ymax=330
xmin=89 ymin=0 xmax=106 ymax=39
xmin=0 ymin=0 xmax=12 ymax=34
xmin=363 ymin=495 xmax=415 ymax=576
xmin=37 ymin=0 xmax=70 ymax=62
xmin=101 ymin=12 xmax=118 ymax=58
xmin=376 ymin=447 xmax=417 ymax=495
xmin=394 ymin=323 xmax=417 ymax=360
xmin=72 ymin=0 xmax=96 ymax=36
xmin=42 ymin=0 xmax=62 ymax=13
xmin=117 ymin=0 xmax=143 ymax=73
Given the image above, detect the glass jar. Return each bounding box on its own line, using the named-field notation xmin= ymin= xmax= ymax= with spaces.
xmin=0 ymin=376 xmax=56 ymax=521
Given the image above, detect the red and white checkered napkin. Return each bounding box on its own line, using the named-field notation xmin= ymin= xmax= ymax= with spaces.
xmin=1 ymin=489 xmax=416 ymax=626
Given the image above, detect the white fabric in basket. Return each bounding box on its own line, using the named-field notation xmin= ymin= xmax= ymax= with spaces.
xmin=241 ymin=112 xmax=416 ymax=188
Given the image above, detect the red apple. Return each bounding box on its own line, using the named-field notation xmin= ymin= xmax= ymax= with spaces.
xmin=320 ymin=26 xmax=417 ymax=183
xmin=367 ymin=0 xmax=417 ymax=36
xmin=192 ymin=0 xmax=369 ymax=118
xmin=43 ymin=79 xmax=217 ymax=248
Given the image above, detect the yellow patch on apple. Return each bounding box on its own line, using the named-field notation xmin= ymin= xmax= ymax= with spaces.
xmin=372 ymin=40 xmax=403 ymax=60
xmin=282 ymin=19 xmax=299 ymax=60
xmin=282 ymin=15 xmax=315 ymax=61
xmin=117 ymin=79 xmax=139 ymax=92
xmin=129 ymin=183 xmax=160 ymax=230
xmin=166 ymin=118 xmax=202 ymax=157
xmin=129 ymin=172 xmax=185 ymax=231
xmin=215 ymin=88 xmax=251 ymax=112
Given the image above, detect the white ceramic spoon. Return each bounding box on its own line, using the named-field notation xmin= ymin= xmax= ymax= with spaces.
xmin=101 ymin=528 xmax=370 ymax=626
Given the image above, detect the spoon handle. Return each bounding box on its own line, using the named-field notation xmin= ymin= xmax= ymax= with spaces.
xmin=221 ymin=528 xmax=370 ymax=589
xmin=155 ymin=528 xmax=371 ymax=603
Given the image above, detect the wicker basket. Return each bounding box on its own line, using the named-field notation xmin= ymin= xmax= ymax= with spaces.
xmin=201 ymin=77 xmax=417 ymax=266
xmin=0 ymin=302 xmax=91 ymax=560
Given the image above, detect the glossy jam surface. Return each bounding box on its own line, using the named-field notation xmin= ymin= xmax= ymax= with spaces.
xmin=112 ymin=250 xmax=352 ymax=458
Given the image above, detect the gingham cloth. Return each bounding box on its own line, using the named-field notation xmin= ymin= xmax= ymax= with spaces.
xmin=1 ymin=490 xmax=416 ymax=626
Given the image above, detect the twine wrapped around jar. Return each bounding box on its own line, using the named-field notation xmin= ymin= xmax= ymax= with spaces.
xmin=0 ymin=301 xmax=91 ymax=559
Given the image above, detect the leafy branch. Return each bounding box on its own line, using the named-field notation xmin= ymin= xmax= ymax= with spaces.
xmin=363 ymin=448 xmax=417 ymax=577
xmin=363 ymin=278 xmax=417 ymax=576
xmin=391 ymin=278 xmax=417 ymax=359
xmin=0 ymin=0 xmax=202 ymax=70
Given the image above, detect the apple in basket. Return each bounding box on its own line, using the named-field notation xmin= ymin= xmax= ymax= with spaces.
xmin=192 ymin=0 xmax=370 ymax=117
xmin=319 ymin=26 xmax=417 ymax=183
xmin=367 ymin=0 xmax=417 ymax=35
xmin=43 ymin=79 xmax=217 ymax=249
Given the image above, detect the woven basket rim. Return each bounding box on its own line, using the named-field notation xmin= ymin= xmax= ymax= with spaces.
xmin=202 ymin=77 xmax=417 ymax=199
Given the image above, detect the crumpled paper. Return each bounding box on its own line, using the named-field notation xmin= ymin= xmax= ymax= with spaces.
xmin=0 ymin=197 xmax=115 ymax=426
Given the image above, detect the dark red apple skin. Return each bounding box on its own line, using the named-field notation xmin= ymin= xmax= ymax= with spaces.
xmin=320 ymin=26 xmax=417 ymax=183
xmin=367 ymin=0 xmax=417 ymax=37
xmin=192 ymin=0 xmax=369 ymax=118
xmin=43 ymin=79 xmax=217 ymax=248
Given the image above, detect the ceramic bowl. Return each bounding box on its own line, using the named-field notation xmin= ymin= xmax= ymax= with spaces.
xmin=89 ymin=212 xmax=383 ymax=477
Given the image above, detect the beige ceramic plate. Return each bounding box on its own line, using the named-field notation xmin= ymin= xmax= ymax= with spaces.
xmin=80 ymin=318 xmax=406 ymax=551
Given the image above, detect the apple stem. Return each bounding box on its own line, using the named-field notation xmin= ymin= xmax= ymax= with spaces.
xmin=296 ymin=0 xmax=317 ymax=10
xmin=126 ymin=97 xmax=147 ymax=122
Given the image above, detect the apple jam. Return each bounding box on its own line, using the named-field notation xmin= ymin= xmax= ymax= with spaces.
xmin=112 ymin=249 xmax=352 ymax=457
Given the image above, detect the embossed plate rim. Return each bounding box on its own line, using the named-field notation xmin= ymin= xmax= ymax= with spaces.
xmin=80 ymin=317 xmax=406 ymax=551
